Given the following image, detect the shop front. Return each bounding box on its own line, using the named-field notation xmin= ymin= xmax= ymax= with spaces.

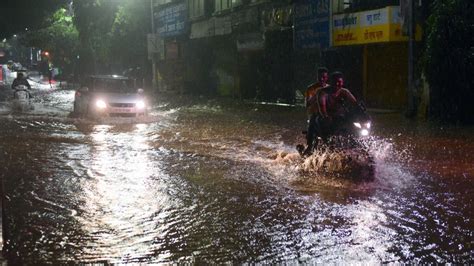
xmin=331 ymin=6 xmax=422 ymax=109
xmin=153 ymin=0 xmax=188 ymax=93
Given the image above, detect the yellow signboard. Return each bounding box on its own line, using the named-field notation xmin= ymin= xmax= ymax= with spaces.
xmin=332 ymin=6 xmax=421 ymax=46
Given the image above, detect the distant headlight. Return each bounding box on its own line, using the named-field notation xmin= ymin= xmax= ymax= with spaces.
xmin=366 ymin=122 xmax=371 ymax=129
xmin=136 ymin=100 xmax=145 ymax=109
xmin=96 ymin=99 xmax=107 ymax=109
xmin=353 ymin=122 xmax=362 ymax=128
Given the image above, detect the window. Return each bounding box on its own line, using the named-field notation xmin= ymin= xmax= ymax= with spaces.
xmin=92 ymin=78 xmax=134 ymax=93
xmin=214 ymin=0 xmax=242 ymax=13
xmin=332 ymin=0 xmax=399 ymax=13
xmin=155 ymin=0 xmax=173 ymax=6
xmin=222 ymin=0 xmax=230 ymax=10
xmin=189 ymin=0 xmax=205 ymax=18
xmin=232 ymin=0 xmax=242 ymax=7
xmin=332 ymin=0 xmax=354 ymax=14
xmin=250 ymin=0 xmax=268 ymax=4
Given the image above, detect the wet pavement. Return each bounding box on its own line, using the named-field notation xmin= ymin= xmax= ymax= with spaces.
xmin=0 ymin=82 xmax=472 ymax=263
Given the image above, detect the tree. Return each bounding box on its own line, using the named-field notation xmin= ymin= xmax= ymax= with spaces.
xmin=423 ymin=0 xmax=474 ymax=124
xmin=72 ymin=0 xmax=119 ymax=75
xmin=20 ymin=8 xmax=79 ymax=76
xmin=108 ymin=1 xmax=150 ymax=74
xmin=71 ymin=0 xmax=149 ymax=76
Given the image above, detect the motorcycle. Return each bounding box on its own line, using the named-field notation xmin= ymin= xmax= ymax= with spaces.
xmin=325 ymin=102 xmax=372 ymax=141
xmin=298 ymin=102 xmax=375 ymax=181
xmin=12 ymin=84 xmax=34 ymax=112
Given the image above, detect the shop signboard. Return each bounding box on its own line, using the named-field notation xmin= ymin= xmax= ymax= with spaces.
xmin=190 ymin=14 xmax=234 ymax=39
xmin=155 ymin=1 xmax=188 ymax=38
xmin=232 ymin=7 xmax=259 ymax=29
xmin=332 ymin=6 xmax=421 ymax=46
xmin=294 ymin=0 xmax=330 ymax=50
xmin=214 ymin=16 xmax=232 ymax=36
xmin=190 ymin=19 xmax=214 ymax=39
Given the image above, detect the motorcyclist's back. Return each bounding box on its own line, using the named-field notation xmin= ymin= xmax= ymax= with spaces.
xmin=12 ymin=72 xmax=31 ymax=90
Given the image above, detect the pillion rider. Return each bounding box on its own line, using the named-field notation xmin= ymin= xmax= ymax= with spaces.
xmin=318 ymin=71 xmax=358 ymax=138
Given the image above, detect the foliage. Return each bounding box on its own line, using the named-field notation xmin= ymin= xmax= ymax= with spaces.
xmin=71 ymin=0 xmax=149 ymax=76
xmin=20 ymin=8 xmax=79 ymax=75
xmin=423 ymin=0 xmax=474 ymax=124
xmin=72 ymin=0 xmax=119 ymax=74
xmin=3 ymin=0 xmax=150 ymax=78
xmin=108 ymin=1 xmax=150 ymax=74
xmin=70 ymin=0 xmax=150 ymax=76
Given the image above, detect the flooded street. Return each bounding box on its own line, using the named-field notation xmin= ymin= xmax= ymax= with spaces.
xmin=0 ymin=85 xmax=472 ymax=264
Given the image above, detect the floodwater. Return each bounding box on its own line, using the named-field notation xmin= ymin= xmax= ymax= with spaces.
xmin=0 ymin=84 xmax=472 ymax=264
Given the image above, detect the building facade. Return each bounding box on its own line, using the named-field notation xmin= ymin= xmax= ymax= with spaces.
xmin=327 ymin=0 xmax=423 ymax=109
xmin=151 ymin=0 xmax=424 ymax=109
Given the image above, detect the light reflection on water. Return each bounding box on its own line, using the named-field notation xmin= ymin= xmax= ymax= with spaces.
xmin=76 ymin=123 xmax=174 ymax=262
xmin=0 ymin=98 xmax=472 ymax=264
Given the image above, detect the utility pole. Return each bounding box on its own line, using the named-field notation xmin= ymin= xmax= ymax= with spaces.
xmin=406 ymin=0 xmax=416 ymax=117
xmin=150 ymin=0 xmax=157 ymax=91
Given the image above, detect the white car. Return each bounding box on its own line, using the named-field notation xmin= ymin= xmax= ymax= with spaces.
xmin=73 ymin=75 xmax=147 ymax=118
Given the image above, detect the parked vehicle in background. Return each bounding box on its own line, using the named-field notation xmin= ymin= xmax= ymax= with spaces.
xmin=0 ymin=64 xmax=4 ymax=84
xmin=73 ymin=75 xmax=147 ymax=119
xmin=12 ymin=62 xmax=25 ymax=71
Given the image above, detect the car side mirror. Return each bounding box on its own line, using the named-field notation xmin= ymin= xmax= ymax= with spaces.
xmin=137 ymin=88 xmax=144 ymax=94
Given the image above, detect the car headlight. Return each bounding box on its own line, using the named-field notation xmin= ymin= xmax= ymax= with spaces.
xmin=96 ymin=99 xmax=107 ymax=109
xmin=366 ymin=122 xmax=371 ymax=129
xmin=136 ymin=100 xmax=145 ymax=109
xmin=360 ymin=129 xmax=369 ymax=136
xmin=353 ymin=122 xmax=362 ymax=128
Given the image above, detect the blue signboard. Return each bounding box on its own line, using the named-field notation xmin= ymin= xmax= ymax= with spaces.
xmin=294 ymin=0 xmax=330 ymax=50
xmin=154 ymin=1 xmax=188 ymax=38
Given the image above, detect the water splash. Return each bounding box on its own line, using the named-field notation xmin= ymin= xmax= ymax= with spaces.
xmin=244 ymin=134 xmax=418 ymax=191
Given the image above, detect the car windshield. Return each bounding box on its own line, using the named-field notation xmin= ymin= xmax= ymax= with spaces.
xmin=92 ymin=78 xmax=135 ymax=93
